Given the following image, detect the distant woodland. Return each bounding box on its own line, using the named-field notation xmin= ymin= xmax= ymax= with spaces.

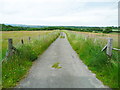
xmin=1 ymin=24 xmax=119 ymax=33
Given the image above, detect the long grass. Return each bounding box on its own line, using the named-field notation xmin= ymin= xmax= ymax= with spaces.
xmin=2 ymin=31 xmax=60 ymax=88
xmin=1 ymin=31 xmax=54 ymax=60
xmin=66 ymin=31 xmax=119 ymax=88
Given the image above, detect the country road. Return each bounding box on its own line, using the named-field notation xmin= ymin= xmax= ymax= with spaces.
xmin=16 ymin=33 xmax=108 ymax=88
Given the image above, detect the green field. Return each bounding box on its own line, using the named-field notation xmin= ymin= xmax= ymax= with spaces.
xmin=112 ymin=29 xmax=118 ymax=31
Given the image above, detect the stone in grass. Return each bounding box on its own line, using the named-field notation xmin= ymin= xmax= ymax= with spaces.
xmin=52 ymin=62 xmax=62 ymax=69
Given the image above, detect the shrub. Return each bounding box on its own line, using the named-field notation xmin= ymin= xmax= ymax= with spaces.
xmin=103 ymin=27 xmax=112 ymax=33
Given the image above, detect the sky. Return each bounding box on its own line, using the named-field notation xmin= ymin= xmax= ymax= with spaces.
xmin=0 ymin=0 xmax=119 ymax=26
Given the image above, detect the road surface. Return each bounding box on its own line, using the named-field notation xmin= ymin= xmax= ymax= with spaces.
xmin=16 ymin=33 xmax=108 ymax=88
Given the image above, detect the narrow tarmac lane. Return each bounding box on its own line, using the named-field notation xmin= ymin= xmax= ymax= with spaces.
xmin=16 ymin=33 xmax=107 ymax=88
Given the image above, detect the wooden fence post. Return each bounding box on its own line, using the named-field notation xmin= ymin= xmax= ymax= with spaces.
xmin=8 ymin=39 xmax=13 ymax=56
xmin=28 ymin=37 xmax=31 ymax=42
xmin=21 ymin=39 xmax=24 ymax=44
xmin=85 ymin=35 xmax=88 ymax=41
xmin=106 ymin=38 xmax=113 ymax=57
xmin=94 ymin=38 xmax=96 ymax=43
xmin=102 ymin=38 xmax=120 ymax=56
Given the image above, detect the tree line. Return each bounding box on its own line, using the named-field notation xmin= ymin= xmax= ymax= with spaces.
xmin=1 ymin=24 xmax=28 ymax=31
xmin=1 ymin=24 xmax=118 ymax=33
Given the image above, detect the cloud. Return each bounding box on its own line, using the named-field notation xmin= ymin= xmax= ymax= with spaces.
xmin=0 ymin=0 xmax=118 ymax=26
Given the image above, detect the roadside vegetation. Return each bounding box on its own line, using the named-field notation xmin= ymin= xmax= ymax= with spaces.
xmin=1 ymin=24 xmax=119 ymax=88
xmin=1 ymin=31 xmax=53 ymax=60
xmin=2 ymin=31 xmax=60 ymax=88
xmin=66 ymin=31 xmax=119 ymax=88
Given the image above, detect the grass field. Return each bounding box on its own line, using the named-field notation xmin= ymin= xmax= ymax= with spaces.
xmin=1 ymin=31 xmax=55 ymax=60
xmin=2 ymin=31 xmax=60 ymax=88
xmin=72 ymin=31 xmax=118 ymax=48
xmin=66 ymin=30 xmax=119 ymax=88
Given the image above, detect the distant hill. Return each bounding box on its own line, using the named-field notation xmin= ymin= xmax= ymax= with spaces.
xmin=4 ymin=24 xmax=104 ymax=28
xmin=5 ymin=24 xmax=47 ymax=28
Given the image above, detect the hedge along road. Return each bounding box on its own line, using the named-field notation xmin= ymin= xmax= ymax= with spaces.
xmin=16 ymin=33 xmax=108 ymax=88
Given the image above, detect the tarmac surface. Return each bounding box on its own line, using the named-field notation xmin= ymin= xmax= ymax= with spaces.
xmin=16 ymin=33 xmax=107 ymax=88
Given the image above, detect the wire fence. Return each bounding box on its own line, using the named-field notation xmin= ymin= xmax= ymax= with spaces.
xmin=1 ymin=31 xmax=58 ymax=62
xmin=71 ymin=31 xmax=120 ymax=57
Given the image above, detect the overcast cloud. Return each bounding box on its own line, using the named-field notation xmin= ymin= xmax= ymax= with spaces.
xmin=0 ymin=0 xmax=119 ymax=26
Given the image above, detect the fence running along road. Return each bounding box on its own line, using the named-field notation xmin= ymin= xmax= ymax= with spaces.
xmin=2 ymin=32 xmax=118 ymax=88
xmin=101 ymin=38 xmax=120 ymax=57
xmin=16 ymin=33 xmax=108 ymax=88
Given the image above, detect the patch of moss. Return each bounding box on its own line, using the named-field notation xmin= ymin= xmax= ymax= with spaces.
xmin=52 ymin=62 xmax=62 ymax=69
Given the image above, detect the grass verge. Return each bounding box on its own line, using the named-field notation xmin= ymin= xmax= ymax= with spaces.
xmin=66 ymin=31 xmax=119 ymax=88
xmin=2 ymin=31 xmax=60 ymax=88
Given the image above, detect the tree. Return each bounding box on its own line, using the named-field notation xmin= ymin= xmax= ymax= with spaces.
xmin=103 ymin=27 xmax=112 ymax=33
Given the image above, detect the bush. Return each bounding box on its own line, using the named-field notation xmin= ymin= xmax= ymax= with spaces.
xmin=92 ymin=31 xmax=98 ymax=33
xmin=103 ymin=27 xmax=112 ymax=33
xmin=18 ymin=45 xmax=37 ymax=61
